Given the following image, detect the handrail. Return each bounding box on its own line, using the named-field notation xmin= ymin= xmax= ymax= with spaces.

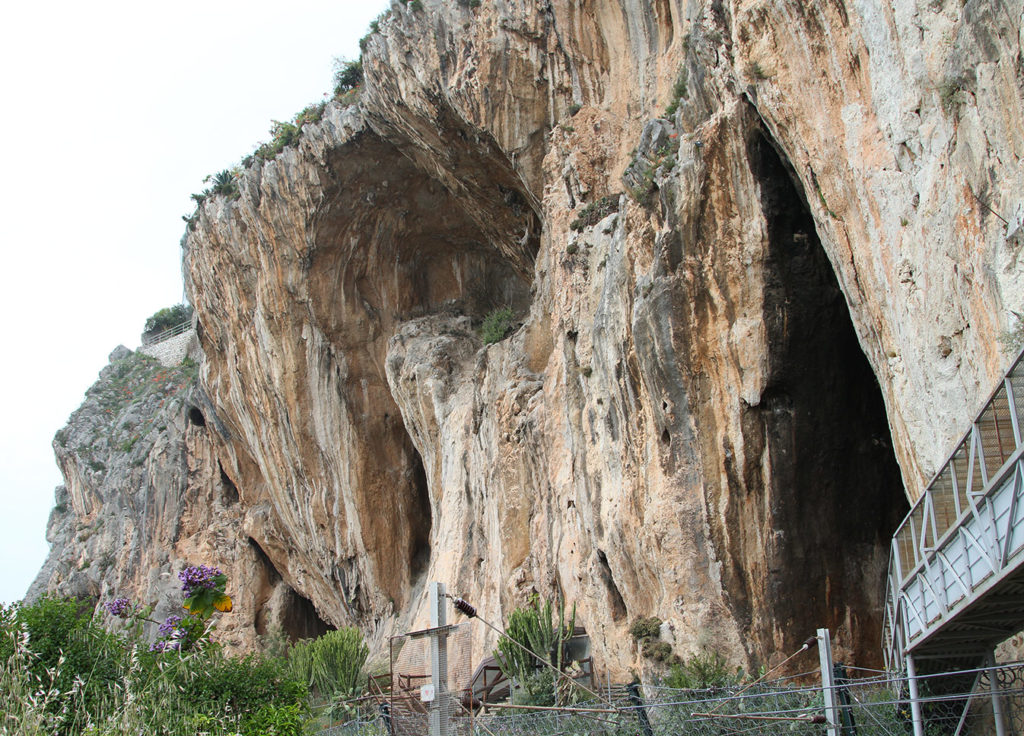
xmin=885 ymin=344 xmax=1024 ymax=668
xmin=890 ymin=345 xmax=1024 ymax=586
xmin=140 ymin=319 xmax=193 ymax=346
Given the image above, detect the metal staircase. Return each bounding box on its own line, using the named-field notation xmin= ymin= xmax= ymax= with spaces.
xmin=883 ymin=350 xmax=1024 ymax=676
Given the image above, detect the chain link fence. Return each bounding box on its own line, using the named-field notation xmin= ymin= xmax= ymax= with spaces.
xmin=317 ymin=663 xmax=1024 ymax=736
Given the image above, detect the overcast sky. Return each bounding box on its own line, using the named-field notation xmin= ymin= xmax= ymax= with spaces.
xmin=0 ymin=0 xmax=390 ymax=604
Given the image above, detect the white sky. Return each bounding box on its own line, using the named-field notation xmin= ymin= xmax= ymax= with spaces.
xmin=0 ymin=0 xmax=391 ymax=604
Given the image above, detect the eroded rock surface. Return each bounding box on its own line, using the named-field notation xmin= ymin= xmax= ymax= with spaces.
xmin=34 ymin=0 xmax=1024 ymax=677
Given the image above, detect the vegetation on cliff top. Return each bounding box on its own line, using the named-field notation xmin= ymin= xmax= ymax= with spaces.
xmin=143 ymin=303 xmax=193 ymax=338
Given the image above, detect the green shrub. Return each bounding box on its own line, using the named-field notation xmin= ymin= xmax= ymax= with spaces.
xmin=255 ymin=120 xmax=301 ymax=161
xmin=209 ymin=169 xmax=239 ymax=198
xmin=143 ymin=304 xmax=193 ymax=336
xmin=629 ymin=616 xmax=662 ymax=640
xmin=1 ymin=597 xmax=125 ymax=734
xmin=664 ymin=648 xmax=740 ymax=689
xmin=664 ymin=67 xmax=688 ymax=117
xmin=480 ymin=307 xmax=515 ymax=344
xmin=569 ymin=194 xmax=620 ymax=231
xmin=287 ymin=627 xmax=368 ymax=700
xmin=333 ymin=59 xmax=363 ymax=97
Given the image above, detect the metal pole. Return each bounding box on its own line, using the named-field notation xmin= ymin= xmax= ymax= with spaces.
xmin=987 ymin=651 xmax=1008 ymax=736
xmin=429 ymin=582 xmax=449 ymax=736
xmin=905 ymin=654 xmax=925 ymax=736
xmin=817 ymin=629 xmax=839 ymax=736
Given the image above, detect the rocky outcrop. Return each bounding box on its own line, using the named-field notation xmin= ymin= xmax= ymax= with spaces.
xmin=29 ymin=347 xmax=330 ymax=652
xmin=34 ymin=0 xmax=1024 ymax=679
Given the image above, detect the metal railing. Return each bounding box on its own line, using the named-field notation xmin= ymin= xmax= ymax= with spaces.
xmin=140 ymin=319 xmax=193 ymax=346
xmin=884 ymin=348 xmax=1024 ymax=669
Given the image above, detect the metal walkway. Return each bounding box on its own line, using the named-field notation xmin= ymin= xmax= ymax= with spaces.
xmin=883 ymin=350 xmax=1024 ymax=675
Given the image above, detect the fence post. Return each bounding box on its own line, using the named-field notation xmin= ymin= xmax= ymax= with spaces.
xmin=817 ymin=628 xmax=839 ymax=736
xmin=429 ymin=582 xmax=449 ymax=736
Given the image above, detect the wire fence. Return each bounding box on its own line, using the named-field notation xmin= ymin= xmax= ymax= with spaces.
xmin=315 ymin=663 xmax=1024 ymax=736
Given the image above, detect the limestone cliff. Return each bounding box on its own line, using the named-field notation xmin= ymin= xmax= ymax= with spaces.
xmin=29 ymin=346 xmax=330 ymax=651
xmin=35 ymin=0 xmax=1024 ymax=677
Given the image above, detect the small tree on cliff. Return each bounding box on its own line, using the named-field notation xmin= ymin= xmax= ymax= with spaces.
xmin=142 ymin=303 xmax=193 ymax=342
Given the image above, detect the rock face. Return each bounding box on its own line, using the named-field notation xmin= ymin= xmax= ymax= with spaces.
xmin=29 ymin=347 xmax=330 ymax=652
xmin=35 ymin=0 xmax=1024 ymax=678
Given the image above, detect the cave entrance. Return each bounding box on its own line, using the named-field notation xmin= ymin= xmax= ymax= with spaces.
xmin=249 ymin=537 xmax=333 ymax=643
xmin=744 ymin=125 xmax=909 ymax=663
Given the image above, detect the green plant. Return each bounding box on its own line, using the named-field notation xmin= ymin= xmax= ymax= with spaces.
xmin=286 ymin=627 xmax=368 ymax=700
xmin=480 ymin=306 xmax=515 ymax=344
xmin=254 ymin=120 xmax=301 ymax=161
xmin=664 ymin=648 xmax=740 ymax=689
xmin=629 ymin=616 xmax=662 ymax=640
xmin=144 ymin=304 xmax=193 ymax=336
xmin=568 ymin=103 xmax=581 ymax=116
xmin=747 ymin=60 xmax=770 ymax=80
xmin=565 ymin=242 xmax=578 ymax=255
xmin=209 ymin=169 xmax=239 ymax=198
xmin=333 ymin=59 xmax=363 ymax=97
xmin=642 ymin=640 xmax=674 ymax=661
xmin=569 ymin=194 xmax=621 ymax=231
xmin=495 ymin=596 xmax=577 ymax=707
xmin=664 ymin=67 xmax=688 ymax=117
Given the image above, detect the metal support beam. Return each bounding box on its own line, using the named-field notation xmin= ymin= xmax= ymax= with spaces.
xmin=986 ymin=652 xmax=1007 ymax=736
xmin=905 ymin=654 xmax=925 ymax=736
xmin=817 ymin=629 xmax=839 ymax=736
xmin=429 ymin=582 xmax=449 ymax=736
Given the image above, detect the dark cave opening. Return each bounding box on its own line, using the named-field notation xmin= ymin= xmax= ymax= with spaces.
xmin=407 ymin=446 xmax=432 ymax=583
xmin=249 ymin=537 xmax=333 ymax=643
xmin=187 ymin=406 xmax=206 ymax=427
xmin=739 ymin=126 xmax=910 ymax=661
xmin=218 ymin=462 xmax=239 ymax=505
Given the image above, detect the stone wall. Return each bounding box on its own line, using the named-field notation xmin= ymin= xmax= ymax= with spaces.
xmin=139 ymin=329 xmax=198 ymax=367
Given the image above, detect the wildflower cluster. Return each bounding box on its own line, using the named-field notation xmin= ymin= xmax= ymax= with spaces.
xmin=179 ymin=565 xmax=224 ymax=596
xmin=102 ymin=597 xmax=135 ymax=618
xmin=150 ymin=614 xmax=205 ymax=652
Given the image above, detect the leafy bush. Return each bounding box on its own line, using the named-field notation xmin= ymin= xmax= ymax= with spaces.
xmin=1 ymin=597 xmax=126 ymax=734
xmin=0 ymin=571 xmax=311 ymax=735
xmin=333 ymin=59 xmax=363 ymax=97
xmin=664 ymin=648 xmax=741 ymax=690
xmin=287 ymin=627 xmax=368 ymax=700
xmin=143 ymin=304 xmax=193 ymax=336
xmin=480 ymin=306 xmax=515 ymax=344
xmin=629 ymin=616 xmax=662 ymax=640
xmin=254 ymin=120 xmax=301 ymax=161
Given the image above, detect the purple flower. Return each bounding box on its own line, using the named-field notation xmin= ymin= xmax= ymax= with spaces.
xmin=178 ymin=565 xmax=223 ymax=596
xmin=150 ymin=639 xmax=181 ymax=653
xmin=158 ymin=615 xmax=182 ymax=637
xmin=103 ymin=597 xmax=133 ymax=618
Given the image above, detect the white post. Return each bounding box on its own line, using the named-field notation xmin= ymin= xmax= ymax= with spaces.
xmin=905 ymin=654 xmax=925 ymax=736
xmin=429 ymin=582 xmax=449 ymax=736
xmin=817 ymin=628 xmax=839 ymax=736
xmin=987 ymin=651 xmax=1008 ymax=736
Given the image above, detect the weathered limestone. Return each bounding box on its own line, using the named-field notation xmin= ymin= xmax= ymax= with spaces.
xmin=34 ymin=0 xmax=1024 ymax=678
